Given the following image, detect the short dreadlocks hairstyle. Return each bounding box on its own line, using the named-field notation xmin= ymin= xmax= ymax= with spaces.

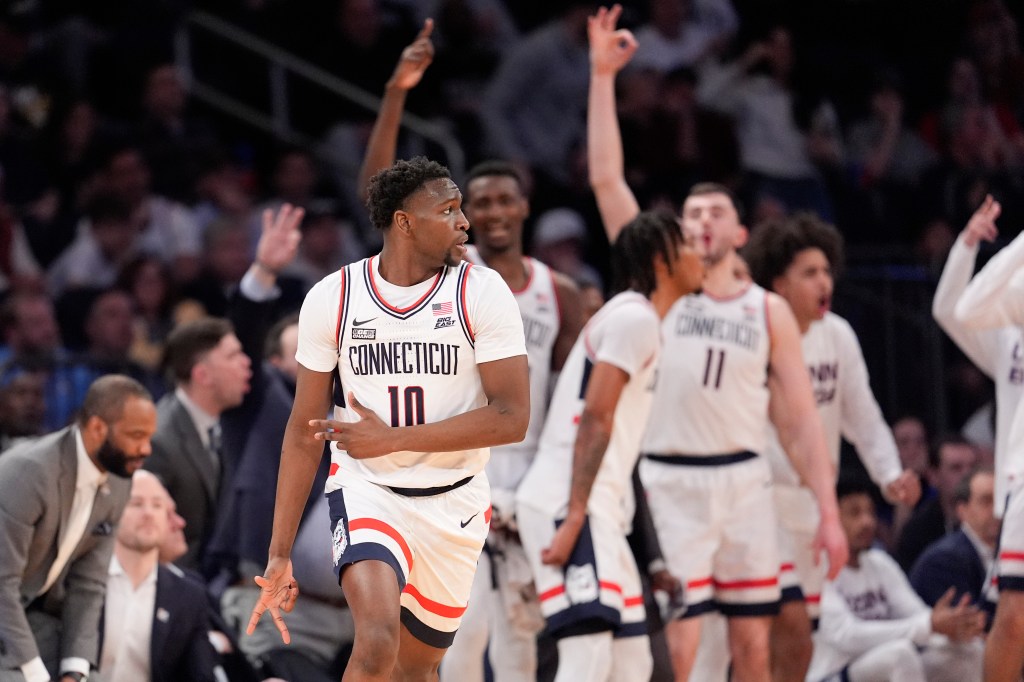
xmin=611 ymin=211 xmax=685 ymax=297
xmin=742 ymin=212 xmax=844 ymax=291
xmin=366 ymin=156 xmax=452 ymax=231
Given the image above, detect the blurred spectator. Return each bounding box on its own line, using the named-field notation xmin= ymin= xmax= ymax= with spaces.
xmin=910 ymin=467 xmax=998 ymax=608
xmin=136 ymin=63 xmax=223 ymax=204
xmin=0 ymin=360 xmax=46 ymax=451
xmin=144 ymin=317 xmax=253 ymax=571
xmin=481 ymin=2 xmax=592 ymax=190
xmin=280 ymin=200 xmax=365 ymax=289
xmin=0 ymin=290 xmax=94 ymax=429
xmin=698 ymin=25 xmax=840 ymax=219
xmin=577 ymin=276 xmax=605 ymax=325
xmin=92 ymin=144 xmax=203 ymax=283
xmin=894 ymin=435 xmax=980 ymax=571
xmin=965 ymin=0 xmax=1024 ymax=114
xmin=0 ymin=197 xmax=44 ymax=295
xmin=530 ymin=207 xmax=602 ymax=289
xmin=846 ymin=72 xmax=938 ymax=241
xmin=99 ymin=470 xmax=220 ymax=682
xmin=116 ymin=256 xmax=203 ymax=373
xmin=631 ymin=0 xmax=737 ymax=73
xmin=47 ymin=192 xmax=139 ymax=296
xmin=892 ymin=415 xmax=932 ymax=481
xmin=82 ymin=288 xmax=166 ymax=397
xmin=809 ymin=476 xmax=985 ymax=682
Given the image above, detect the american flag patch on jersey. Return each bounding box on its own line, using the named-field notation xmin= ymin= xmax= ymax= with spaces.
xmin=432 ymin=302 xmax=453 ymax=316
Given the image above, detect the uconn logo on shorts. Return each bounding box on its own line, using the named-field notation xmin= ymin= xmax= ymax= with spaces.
xmin=565 ymin=564 xmax=599 ymax=604
xmin=332 ymin=523 xmax=348 ymax=566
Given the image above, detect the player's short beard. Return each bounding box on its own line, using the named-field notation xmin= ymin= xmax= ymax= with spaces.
xmin=95 ymin=434 xmax=135 ymax=478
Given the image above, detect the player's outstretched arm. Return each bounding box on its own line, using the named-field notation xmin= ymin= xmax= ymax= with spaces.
xmin=248 ymin=364 xmax=333 ymax=643
xmin=356 ymin=19 xmax=435 ymax=200
xmin=766 ymin=294 xmax=848 ymax=578
xmin=542 ymin=361 xmax=630 ymax=566
xmin=587 ymin=4 xmax=641 ymax=242
xmin=954 ymin=196 xmax=1024 ymax=329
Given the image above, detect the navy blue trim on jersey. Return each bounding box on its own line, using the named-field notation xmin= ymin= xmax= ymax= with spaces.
xmin=363 ymin=257 xmax=449 ymax=320
xmin=333 ymin=265 xmax=352 ymax=409
xmin=401 ymin=607 xmax=457 ymax=648
xmin=644 ymin=451 xmax=757 ymax=467
xmin=456 ymin=262 xmax=475 ymax=348
xmin=579 ymin=358 xmax=594 ymax=399
xmin=780 ymin=585 xmax=805 ymax=604
xmin=614 ymin=621 xmax=649 ymax=638
xmin=717 ymin=600 xmax=781 ymax=617
xmin=998 ymin=576 xmax=1024 ymax=592
xmin=328 ymin=488 xmax=406 ymax=591
xmin=680 ymin=599 xmax=716 ymax=619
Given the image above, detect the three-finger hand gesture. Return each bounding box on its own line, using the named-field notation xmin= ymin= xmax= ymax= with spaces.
xmin=310 ymin=393 xmax=394 ymax=458
xmin=247 ymin=557 xmax=299 ymax=644
xmin=588 ymin=5 xmax=638 ymax=76
xmin=962 ymin=194 xmax=1001 ymax=248
xmin=256 ymin=203 xmax=304 ymax=274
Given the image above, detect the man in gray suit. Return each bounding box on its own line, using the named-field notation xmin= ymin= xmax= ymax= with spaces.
xmin=0 ymin=374 xmax=157 ymax=682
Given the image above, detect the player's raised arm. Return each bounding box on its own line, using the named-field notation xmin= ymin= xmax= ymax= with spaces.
xmin=356 ymin=19 xmax=435 ymax=200
xmin=587 ymin=4 xmax=641 ymax=242
xmin=765 ymin=293 xmax=848 ymax=578
xmin=954 ymin=196 xmax=1024 ymax=330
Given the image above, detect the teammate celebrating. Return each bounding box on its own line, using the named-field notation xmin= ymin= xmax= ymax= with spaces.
xmin=743 ymin=213 xmax=920 ymax=680
xmin=586 ymin=6 xmax=847 ymax=681
xmin=517 ymin=211 xmax=704 ymax=682
xmin=248 ymin=157 xmax=530 ymax=681
xmin=357 ymin=22 xmax=584 ymax=682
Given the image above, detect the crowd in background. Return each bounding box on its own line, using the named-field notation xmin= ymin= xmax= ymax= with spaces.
xmin=0 ymin=0 xmax=1022 ymax=680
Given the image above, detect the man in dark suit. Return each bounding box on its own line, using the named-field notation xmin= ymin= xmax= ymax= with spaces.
xmin=911 ymin=468 xmax=999 ymax=607
xmin=145 ymin=205 xmax=304 ymax=574
xmin=100 ymin=470 xmax=218 ymax=682
xmin=0 ymin=375 xmax=156 ymax=682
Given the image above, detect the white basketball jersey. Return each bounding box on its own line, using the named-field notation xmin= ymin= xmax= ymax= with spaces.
xmin=994 ymin=330 xmax=1024 ymax=511
xmin=466 ymin=246 xmax=561 ymax=491
xmin=295 ymin=255 xmax=526 ymax=491
xmin=643 ymin=285 xmax=771 ymax=456
xmin=517 ymin=291 xmax=661 ymax=530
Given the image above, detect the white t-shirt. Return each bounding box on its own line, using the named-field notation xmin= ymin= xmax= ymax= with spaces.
xmin=767 ymin=313 xmax=902 ymax=526
xmin=296 ymin=255 xmax=526 ymax=490
xmin=642 ymin=284 xmax=771 ymax=457
xmin=517 ymin=291 xmax=660 ymax=531
xmin=940 ymin=233 xmax=1024 ymax=514
xmin=810 ymin=548 xmax=934 ymax=680
xmin=466 ymin=247 xmax=562 ymax=492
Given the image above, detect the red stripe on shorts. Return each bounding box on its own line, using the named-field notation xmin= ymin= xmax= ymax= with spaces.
xmin=780 ymin=563 xmax=795 ymax=572
xmin=624 ymin=595 xmax=645 ymax=607
xmin=804 ymin=594 xmax=821 ymax=604
xmin=348 ymin=518 xmax=413 ymax=569
xmin=714 ymin=576 xmax=779 ymax=590
xmin=539 ymin=585 xmax=566 ymax=602
xmin=402 ymin=583 xmax=467 ymax=619
xmin=329 ymin=463 xmax=339 ymax=476
xmin=1000 ymin=551 xmax=1024 ymax=561
xmin=687 ymin=577 xmax=713 ymax=589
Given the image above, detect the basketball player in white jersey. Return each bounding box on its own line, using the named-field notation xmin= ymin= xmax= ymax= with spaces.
xmin=743 ymin=213 xmax=920 ymax=680
xmin=516 ymin=210 xmax=704 ymax=682
xmin=247 ymin=157 xmax=530 ymax=681
xmin=934 ymin=195 xmax=1024 ymax=515
xmin=951 ymin=202 xmax=1024 ymax=682
xmin=355 ymin=23 xmax=585 ymax=681
xmin=586 ymin=7 xmax=847 ymax=681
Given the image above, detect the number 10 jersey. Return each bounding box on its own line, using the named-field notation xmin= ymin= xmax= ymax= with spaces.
xmin=295 ymin=255 xmax=527 ymax=491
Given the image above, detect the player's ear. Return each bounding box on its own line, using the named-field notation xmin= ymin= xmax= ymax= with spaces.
xmin=733 ymin=224 xmax=749 ymax=249
xmin=394 ymin=209 xmax=413 ymax=236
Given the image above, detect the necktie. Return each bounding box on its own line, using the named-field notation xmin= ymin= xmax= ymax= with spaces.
xmin=207 ymin=424 xmax=222 ymax=477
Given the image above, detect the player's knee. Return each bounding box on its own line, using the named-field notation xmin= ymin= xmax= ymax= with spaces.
xmin=350 ymin=618 xmax=401 ymax=675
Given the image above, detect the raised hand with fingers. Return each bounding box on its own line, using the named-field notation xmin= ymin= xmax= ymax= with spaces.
xmin=247 ymin=557 xmax=299 ymax=644
xmin=962 ymin=193 xmax=1001 ymax=248
xmin=389 ymin=19 xmax=435 ymax=91
xmin=256 ymin=203 xmax=304 ymax=274
xmin=588 ymin=5 xmax=638 ymax=76
xmin=309 ymin=392 xmax=394 ymax=458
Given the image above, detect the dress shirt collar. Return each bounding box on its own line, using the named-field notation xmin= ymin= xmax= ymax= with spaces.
xmin=961 ymin=521 xmax=995 ymax=566
xmin=175 ymin=387 xmax=219 ymax=447
xmin=74 ymin=426 xmax=107 ymax=490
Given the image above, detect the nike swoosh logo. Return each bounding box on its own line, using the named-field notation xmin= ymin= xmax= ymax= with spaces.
xmin=352 ymin=317 xmax=377 ymax=327
xmin=460 ymin=512 xmax=480 ymax=528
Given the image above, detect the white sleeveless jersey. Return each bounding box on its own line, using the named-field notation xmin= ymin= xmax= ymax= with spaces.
xmin=642 ymin=285 xmax=771 ymax=456
xmin=295 ymin=255 xmax=526 ymax=491
xmin=766 ymin=313 xmax=901 ymax=489
xmin=516 ymin=291 xmax=661 ymax=530
xmin=465 ymin=245 xmax=561 ymax=491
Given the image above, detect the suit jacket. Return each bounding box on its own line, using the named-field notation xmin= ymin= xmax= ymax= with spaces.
xmin=145 ymin=394 xmax=219 ymax=572
xmin=0 ymin=427 xmax=130 ymax=670
xmin=894 ymin=496 xmax=949 ymax=572
xmin=909 ymin=528 xmax=987 ymax=606
xmin=150 ymin=565 xmax=219 ymax=682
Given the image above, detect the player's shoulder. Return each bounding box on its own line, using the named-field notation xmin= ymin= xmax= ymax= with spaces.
xmin=595 ymin=291 xmax=659 ymax=329
xmin=462 ymin=259 xmax=511 ymax=291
